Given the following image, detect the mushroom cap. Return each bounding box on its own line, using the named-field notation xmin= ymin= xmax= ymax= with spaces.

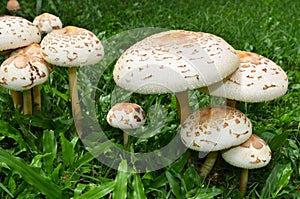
xmin=0 ymin=53 xmax=49 ymax=91
xmin=113 ymin=30 xmax=240 ymax=94
xmin=106 ymin=102 xmax=146 ymax=130
xmin=180 ymin=105 xmax=252 ymax=152
xmin=0 ymin=15 xmax=41 ymax=51
xmin=6 ymin=0 xmax=21 ymax=13
xmin=40 ymin=26 xmax=104 ymax=67
xmin=221 ymin=134 xmax=272 ymax=169
xmin=11 ymin=43 xmax=42 ymax=59
xmin=33 ymin=13 xmax=63 ymax=34
xmin=207 ymin=50 xmax=288 ymax=102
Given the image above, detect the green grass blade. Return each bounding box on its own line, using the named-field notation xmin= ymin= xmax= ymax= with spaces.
xmin=75 ymin=181 xmax=115 ymax=199
xmin=0 ymin=182 xmax=14 ymax=198
xmin=165 ymin=170 xmax=182 ymax=199
xmin=60 ymin=132 xmax=75 ymax=167
xmin=0 ymin=148 xmax=63 ymax=199
xmin=112 ymin=160 xmax=129 ymax=199
xmin=132 ymin=174 xmax=147 ymax=199
xmin=43 ymin=130 xmax=57 ymax=174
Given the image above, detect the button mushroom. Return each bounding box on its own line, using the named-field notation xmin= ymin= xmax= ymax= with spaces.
xmin=40 ymin=26 xmax=104 ymax=135
xmin=202 ymin=50 xmax=288 ymax=107
xmin=6 ymin=0 xmax=21 ymax=14
xmin=0 ymin=53 xmax=49 ymax=114
xmin=113 ymin=30 xmax=240 ymax=123
xmin=106 ymin=102 xmax=146 ymax=147
xmin=222 ymin=134 xmax=272 ymax=195
xmin=180 ymin=105 xmax=252 ymax=178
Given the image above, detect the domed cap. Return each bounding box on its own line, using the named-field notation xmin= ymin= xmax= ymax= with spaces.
xmin=0 ymin=53 xmax=49 ymax=91
xmin=6 ymin=0 xmax=21 ymax=13
xmin=33 ymin=13 xmax=63 ymax=34
xmin=180 ymin=105 xmax=252 ymax=152
xmin=107 ymin=102 xmax=146 ymax=130
xmin=11 ymin=43 xmax=42 ymax=58
xmin=208 ymin=50 xmax=288 ymax=102
xmin=0 ymin=15 xmax=41 ymax=51
xmin=221 ymin=134 xmax=272 ymax=169
xmin=113 ymin=30 xmax=240 ymax=94
xmin=40 ymin=26 xmax=104 ymax=67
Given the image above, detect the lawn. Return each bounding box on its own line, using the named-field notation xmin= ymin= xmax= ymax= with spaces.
xmin=0 ymin=0 xmax=299 ymax=198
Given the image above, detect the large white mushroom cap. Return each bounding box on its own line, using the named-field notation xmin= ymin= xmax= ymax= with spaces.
xmin=0 ymin=15 xmax=41 ymax=51
xmin=40 ymin=26 xmax=104 ymax=67
xmin=113 ymin=30 xmax=240 ymax=94
xmin=33 ymin=13 xmax=63 ymax=34
xmin=106 ymin=102 xmax=146 ymax=130
xmin=0 ymin=53 xmax=49 ymax=91
xmin=180 ymin=105 xmax=252 ymax=152
xmin=222 ymin=134 xmax=272 ymax=169
xmin=207 ymin=50 xmax=288 ymax=102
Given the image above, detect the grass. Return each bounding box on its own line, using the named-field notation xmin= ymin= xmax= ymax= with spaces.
xmin=0 ymin=0 xmax=299 ymax=198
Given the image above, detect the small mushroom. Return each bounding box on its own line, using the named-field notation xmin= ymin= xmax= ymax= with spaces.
xmin=6 ymin=0 xmax=21 ymax=14
xmin=33 ymin=13 xmax=63 ymax=34
xmin=113 ymin=30 xmax=240 ymax=123
xmin=201 ymin=50 xmax=288 ymax=107
xmin=0 ymin=15 xmax=41 ymax=108
xmin=40 ymin=26 xmax=104 ymax=135
xmin=0 ymin=53 xmax=49 ymax=114
xmin=106 ymin=102 xmax=146 ymax=147
xmin=180 ymin=105 xmax=252 ymax=178
xmin=222 ymin=134 xmax=272 ymax=195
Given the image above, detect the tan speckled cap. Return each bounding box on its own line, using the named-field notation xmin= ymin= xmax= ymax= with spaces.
xmin=33 ymin=13 xmax=63 ymax=34
xmin=222 ymin=134 xmax=272 ymax=169
xmin=107 ymin=102 xmax=146 ymax=130
xmin=40 ymin=26 xmax=104 ymax=67
xmin=0 ymin=53 xmax=49 ymax=91
xmin=113 ymin=30 xmax=240 ymax=94
xmin=0 ymin=15 xmax=41 ymax=51
xmin=208 ymin=50 xmax=288 ymax=102
xmin=180 ymin=105 xmax=252 ymax=152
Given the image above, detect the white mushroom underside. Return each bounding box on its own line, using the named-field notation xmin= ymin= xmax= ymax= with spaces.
xmin=180 ymin=106 xmax=252 ymax=152
xmin=208 ymin=51 xmax=288 ymax=102
xmin=0 ymin=16 xmax=41 ymax=51
xmin=114 ymin=30 xmax=240 ymax=94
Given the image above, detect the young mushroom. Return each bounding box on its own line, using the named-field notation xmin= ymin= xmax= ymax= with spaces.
xmin=201 ymin=50 xmax=288 ymax=107
xmin=221 ymin=134 xmax=272 ymax=195
xmin=0 ymin=15 xmax=41 ymax=108
xmin=113 ymin=30 xmax=240 ymax=123
xmin=0 ymin=53 xmax=49 ymax=114
xmin=6 ymin=0 xmax=21 ymax=14
xmin=180 ymin=105 xmax=252 ymax=178
xmin=33 ymin=13 xmax=63 ymax=34
xmin=106 ymin=102 xmax=146 ymax=147
xmin=40 ymin=26 xmax=104 ymax=135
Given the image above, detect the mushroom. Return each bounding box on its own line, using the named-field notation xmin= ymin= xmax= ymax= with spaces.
xmin=222 ymin=134 xmax=272 ymax=195
xmin=201 ymin=50 xmax=288 ymax=107
xmin=6 ymin=0 xmax=21 ymax=14
xmin=33 ymin=13 xmax=63 ymax=34
xmin=40 ymin=26 xmax=104 ymax=135
xmin=11 ymin=43 xmax=52 ymax=112
xmin=106 ymin=102 xmax=146 ymax=147
xmin=0 ymin=15 xmax=41 ymax=108
xmin=113 ymin=30 xmax=240 ymax=123
xmin=180 ymin=105 xmax=252 ymax=178
xmin=0 ymin=53 xmax=49 ymax=114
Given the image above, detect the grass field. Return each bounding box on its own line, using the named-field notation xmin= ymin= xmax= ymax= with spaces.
xmin=0 ymin=0 xmax=299 ymax=198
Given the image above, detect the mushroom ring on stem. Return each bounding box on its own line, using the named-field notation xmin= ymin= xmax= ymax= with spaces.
xmin=106 ymin=102 xmax=146 ymax=147
xmin=180 ymin=105 xmax=252 ymax=178
xmin=221 ymin=134 xmax=272 ymax=194
xmin=113 ymin=30 xmax=240 ymax=123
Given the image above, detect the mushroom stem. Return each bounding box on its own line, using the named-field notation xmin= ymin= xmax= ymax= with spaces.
xmin=23 ymin=89 xmax=32 ymax=115
xmin=239 ymin=168 xmax=249 ymax=195
xmin=226 ymin=99 xmax=236 ymax=108
xmin=123 ymin=131 xmax=129 ymax=148
xmin=32 ymin=85 xmax=41 ymax=112
xmin=199 ymin=151 xmax=218 ymax=178
xmin=175 ymin=91 xmax=190 ymax=123
xmin=11 ymin=90 xmax=22 ymax=109
xmin=68 ymin=67 xmax=83 ymax=137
